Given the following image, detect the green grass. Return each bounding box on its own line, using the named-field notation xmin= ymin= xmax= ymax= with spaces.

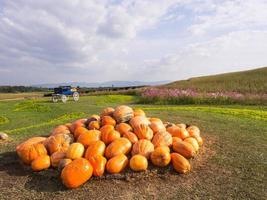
xmin=163 ymin=66 xmax=267 ymax=94
xmin=0 ymin=95 xmax=266 ymax=199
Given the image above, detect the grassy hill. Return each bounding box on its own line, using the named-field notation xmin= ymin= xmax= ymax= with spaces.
xmin=162 ymin=67 xmax=267 ymax=94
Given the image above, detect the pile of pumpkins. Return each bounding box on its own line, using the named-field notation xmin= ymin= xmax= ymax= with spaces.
xmin=16 ymin=105 xmax=203 ymax=189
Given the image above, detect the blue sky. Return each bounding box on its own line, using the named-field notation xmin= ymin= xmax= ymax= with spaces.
xmin=0 ymin=0 xmax=267 ymax=85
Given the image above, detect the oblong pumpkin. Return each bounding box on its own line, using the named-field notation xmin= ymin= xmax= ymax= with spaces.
xmin=84 ymin=141 xmax=106 ymax=160
xmin=150 ymin=146 xmax=171 ymax=167
xmin=18 ymin=143 xmax=47 ymax=165
xmin=61 ymin=158 xmax=93 ymax=189
xmin=152 ymin=131 xmax=172 ymax=148
xmin=51 ymin=151 xmax=66 ymax=167
xmin=31 ymin=155 xmax=51 ymax=171
xmin=131 ymin=139 xmax=154 ymax=159
xmin=123 ymin=131 xmax=138 ymax=144
xmin=172 ymin=140 xmax=195 ymax=159
xmin=77 ymin=130 xmax=101 ymax=147
xmin=66 ymin=143 xmax=85 ymax=159
xmin=16 ymin=137 xmax=47 ymax=153
xmin=101 ymin=116 xmax=116 ymax=126
xmin=171 ymin=153 xmax=191 ymax=174
xmin=113 ymin=105 xmax=134 ymax=123
xmin=105 ymin=138 xmax=132 ymax=159
xmin=184 ymin=137 xmax=199 ymax=152
xmin=167 ymin=126 xmax=189 ymax=139
xmin=149 ymin=118 xmax=166 ymax=134
xmin=88 ymin=155 xmax=107 ymax=177
xmin=130 ymin=154 xmax=148 ymax=171
xmin=47 ymin=133 xmax=74 ymax=154
xmin=106 ymin=154 xmax=128 ymax=174
xmin=133 ymin=124 xmax=153 ymax=140
xmin=115 ymin=123 xmax=133 ymax=135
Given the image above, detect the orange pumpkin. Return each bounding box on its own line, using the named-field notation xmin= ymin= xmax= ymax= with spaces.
xmin=84 ymin=141 xmax=106 ymax=160
xmin=105 ymin=138 xmax=132 ymax=159
xmin=149 ymin=118 xmax=166 ymax=134
xmin=133 ymin=108 xmax=146 ymax=117
xmin=88 ymin=155 xmax=107 ymax=177
xmin=123 ymin=131 xmax=138 ymax=144
xmin=101 ymin=116 xmax=116 ymax=126
xmin=152 ymin=131 xmax=172 ymax=148
xmin=113 ymin=105 xmax=134 ymax=123
xmin=50 ymin=125 xmax=70 ymax=136
xmin=131 ymin=139 xmax=154 ymax=159
xmin=86 ymin=114 xmax=100 ymax=126
xmin=58 ymin=158 xmax=72 ymax=171
xmin=77 ymin=130 xmax=101 ymax=147
xmin=184 ymin=137 xmax=199 ymax=152
xmin=187 ymin=125 xmax=200 ymax=137
xmin=115 ymin=123 xmax=133 ymax=135
xmin=18 ymin=143 xmax=47 ymax=165
xmin=51 ymin=151 xmax=66 ymax=167
xmin=66 ymin=143 xmax=85 ymax=159
xmin=70 ymin=119 xmax=86 ymax=134
xmin=16 ymin=137 xmax=47 ymax=153
xmin=31 ymin=155 xmax=51 ymax=171
xmin=172 ymin=137 xmax=182 ymax=145
xmin=106 ymin=154 xmax=128 ymax=174
xmin=61 ymin=158 xmax=93 ymax=189
xmin=46 ymin=133 xmax=74 ymax=154
xmin=130 ymin=116 xmax=150 ymax=127
xmin=133 ymin=124 xmax=153 ymax=140
xmin=100 ymin=107 xmax=115 ymax=117
xmin=171 ymin=153 xmax=191 ymax=174
xmin=101 ymin=130 xmax=121 ymax=145
xmin=88 ymin=121 xmax=100 ymax=130
xmin=74 ymin=126 xmax=88 ymax=139
xmin=150 ymin=146 xmax=171 ymax=167
xmin=163 ymin=122 xmax=175 ymax=129
xmin=172 ymin=140 xmax=195 ymax=159
xmin=129 ymin=154 xmax=148 ymax=171
xmin=192 ymin=135 xmax=203 ymax=146
xmin=167 ymin=126 xmax=189 ymax=139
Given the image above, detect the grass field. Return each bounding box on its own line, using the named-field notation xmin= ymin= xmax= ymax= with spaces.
xmin=162 ymin=66 xmax=267 ymax=94
xmin=0 ymin=95 xmax=266 ymax=199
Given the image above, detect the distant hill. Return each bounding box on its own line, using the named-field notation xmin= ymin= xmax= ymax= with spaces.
xmin=161 ymin=67 xmax=267 ymax=94
xmin=33 ymin=80 xmax=170 ymax=88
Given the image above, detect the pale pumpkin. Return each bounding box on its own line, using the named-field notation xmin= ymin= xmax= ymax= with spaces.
xmin=150 ymin=146 xmax=171 ymax=167
xmin=171 ymin=153 xmax=191 ymax=174
xmin=61 ymin=158 xmax=93 ymax=189
xmin=176 ymin=123 xmax=187 ymax=129
xmin=66 ymin=143 xmax=85 ymax=159
xmin=187 ymin=125 xmax=200 ymax=137
xmin=100 ymin=107 xmax=115 ymax=117
xmin=193 ymin=135 xmax=203 ymax=146
xmin=167 ymin=126 xmax=189 ymax=139
xmin=84 ymin=141 xmax=106 ymax=160
xmin=77 ymin=130 xmax=101 ymax=147
xmin=113 ymin=105 xmax=134 ymax=123
xmin=51 ymin=151 xmax=66 ymax=167
xmin=184 ymin=137 xmax=199 ymax=152
xmin=58 ymin=158 xmax=72 ymax=171
xmin=172 ymin=140 xmax=195 ymax=159
xmin=131 ymin=139 xmax=154 ymax=159
xmin=18 ymin=143 xmax=47 ymax=165
xmin=106 ymin=154 xmax=128 ymax=174
xmin=130 ymin=116 xmax=150 ymax=127
xmin=105 ymin=138 xmax=132 ymax=159
xmin=149 ymin=118 xmax=166 ymax=134
xmin=133 ymin=108 xmax=146 ymax=117
xmin=46 ymin=133 xmax=74 ymax=154
xmin=133 ymin=124 xmax=153 ymax=140
xmin=88 ymin=155 xmax=107 ymax=177
xmin=130 ymin=154 xmax=148 ymax=171
xmin=31 ymin=155 xmax=51 ymax=171
xmin=101 ymin=116 xmax=116 ymax=126
xmin=152 ymin=131 xmax=172 ymax=148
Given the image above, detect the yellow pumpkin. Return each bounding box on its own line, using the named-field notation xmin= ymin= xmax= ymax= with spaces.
xmin=105 ymin=138 xmax=132 ymax=159
xmin=131 ymin=139 xmax=154 ymax=159
xmin=171 ymin=153 xmax=191 ymax=174
xmin=184 ymin=137 xmax=199 ymax=152
xmin=133 ymin=108 xmax=146 ymax=117
xmin=106 ymin=154 xmax=128 ymax=174
xmin=152 ymin=131 xmax=172 ymax=148
xmin=113 ymin=105 xmax=134 ymax=123
xmin=150 ymin=146 xmax=171 ymax=167
xmin=31 ymin=155 xmax=51 ymax=171
xmin=193 ymin=135 xmax=203 ymax=146
xmin=66 ymin=143 xmax=85 ymax=159
xmin=130 ymin=154 xmax=148 ymax=171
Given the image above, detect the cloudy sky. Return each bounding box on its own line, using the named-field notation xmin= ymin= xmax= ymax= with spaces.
xmin=0 ymin=0 xmax=267 ymax=85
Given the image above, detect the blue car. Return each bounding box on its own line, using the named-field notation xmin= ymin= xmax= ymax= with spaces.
xmin=52 ymin=86 xmax=79 ymax=103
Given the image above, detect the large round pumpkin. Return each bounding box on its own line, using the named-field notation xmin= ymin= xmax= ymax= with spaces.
xmin=149 ymin=118 xmax=166 ymax=134
xmin=131 ymin=139 xmax=154 ymax=159
xmin=115 ymin=123 xmax=133 ymax=135
xmin=171 ymin=153 xmax=191 ymax=174
xmin=77 ymin=130 xmax=101 ymax=147
xmin=66 ymin=143 xmax=85 ymax=159
xmin=150 ymin=146 xmax=171 ymax=167
xmin=84 ymin=140 xmax=106 ymax=160
xmin=61 ymin=158 xmax=93 ymax=188
xmin=167 ymin=126 xmax=189 ymax=139
xmin=106 ymin=154 xmax=128 ymax=174
xmin=18 ymin=143 xmax=47 ymax=165
xmin=105 ymin=138 xmax=132 ymax=159
xmin=152 ymin=131 xmax=172 ymax=148
xmin=101 ymin=116 xmax=116 ymax=126
xmin=31 ymin=155 xmax=51 ymax=171
xmin=172 ymin=140 xmax=195 ymax=159
xmin=51 ymin=151 xmax=66 ymax=167
xmin=47 ymin=133 xmax=74 ymax=154
xmin=113 ymin=105 xmax=134 ymax=123
xmin=88 ymin=155 xmax=107 ymax=177
xmin=129 ymin=154 xmax=148 ymax=171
